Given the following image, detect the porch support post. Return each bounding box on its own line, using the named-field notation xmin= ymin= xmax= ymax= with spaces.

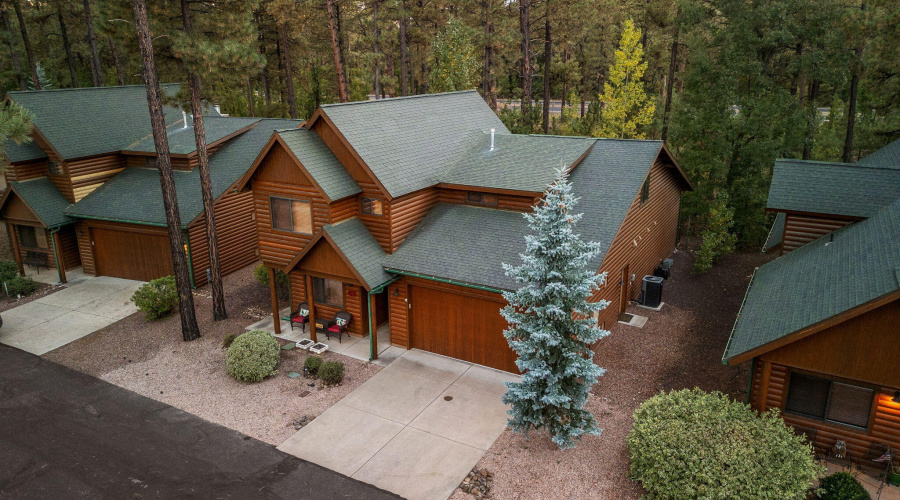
xmin=305 ymin=273 xmax=317 ymax=342
xmin=268 ymin=267 xmax=281 ymax=334
xmin=368 ymin=290 xmax=377 ymax=361
xmin=50 ymin=228 xmax=66 ymax=284
xmin=6 ymin=223 xmax=24 ymax=275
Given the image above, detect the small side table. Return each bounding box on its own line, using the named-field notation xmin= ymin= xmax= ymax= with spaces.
xmin=314 ymin=318 xmax=334 ymax=332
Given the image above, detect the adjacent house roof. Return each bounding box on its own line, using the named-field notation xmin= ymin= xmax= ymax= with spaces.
xmin=8 ymin=84 xmax=189 ymax=160
xmin=2 ymin=177 xmax=73 ymax=227
xmin=384 ymin=203 xmax=528 ymax=291
xmin=766 ymin=159 xmax=900 ymax=218
xmin=315 ymin=90 xmax=509 ymax=199
xmin=323 ymin=218 xmax=393 ymax=290
xmin=277 ymin=129 xmax=361 ymax=201
xmin=67 ymin=118 xmax=301 ymax=226
xmin=2 ymin=139 xmax=46 ymax=164
xmin=441 ymin=133 xmax=595 ymax=193
xmin=858 ymin=137 xmax=900 ymax=167
xmin=762 ymin=212 xmax=786 ymax=253
xmin=122 ymin=116 xmax=260 ymax=155
xmin=723 ymin=199 xmax=900 ymax=363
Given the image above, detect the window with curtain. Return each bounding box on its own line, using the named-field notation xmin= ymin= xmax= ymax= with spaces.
xmin=361 ymin=198 xmax=383 ymax=216
xmin=785 ymin=371 xmax=874 ymax=429
xmin=312 ymin=277 xmax=344 ymax=307
xmin=270 ymin=197 xmax=312 ymax=234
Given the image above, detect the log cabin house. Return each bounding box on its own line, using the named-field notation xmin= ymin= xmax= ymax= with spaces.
xmin=0 ymin=85 xmax=301 ymax=285
xmin=725 ymin=138 xmax=900 ymax=459
xmin=237 ymin=90 xmax=693 ymax=373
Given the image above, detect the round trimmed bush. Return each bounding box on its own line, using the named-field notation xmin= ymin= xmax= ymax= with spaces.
xmin=226 ymin=330 xmax=280 ymax=382
xmin=627 ymin=388 xmax=823 ymax=500
xmin=816 ymin=472 xmax=871 ymax=500
xmin=5 ymin=275 xmax=36 ymax=297
xmin=131 ymin=276 xmax=178 ymax=320
xmin=0 ymin=260 xmax=19 ymax=284
xmin=304 ymin=355 xmax=323 ymax=376
xmin=319 ymin=361 xmax=344 ymax=385
xmin=222 ymin=333 xmax=237 ymax=349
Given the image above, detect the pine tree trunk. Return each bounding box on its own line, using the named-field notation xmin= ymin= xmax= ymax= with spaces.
xmin=246 ymin=77 xmax=255 ymax=116
xmin=325 ymin=0 xmax=349 ymax=102
xmin=372 ymin=0 xmax=381 ymax=99
xmin=131 ymin=0 xmax=200 ymax=342
xmin=1 ymin=4 xmax=26 ymax=90
xmin=12 ymin=1 xmax=38 ymax=89
xmin=109 ymin=37 xmax=125 ymax=86
xmin=842 ymin=44 xmax=864 ymax=163
xmin=57 ymin=2 xmax=77 ymax=87
xmin=83 ymin=0 xmax=103 ymax=87
xmin=519 ymin=0 xmax=532 ymax=116
xmin=181 ymin=0 xmax=227 ymax=321
xmin=481 ymin=0 xmax=497 ymax=110
xmin=541 ymin=12 xmax=551 ymax=134
xmin=661 ymin=24 xmax=678 ymax=142
xmin=399 ymin=0 xmax=409 ymax=96
xmin=802 ymin=79 xmax=819 ymax=160
xmin=278 ymin=23 xmax=297 ymax=118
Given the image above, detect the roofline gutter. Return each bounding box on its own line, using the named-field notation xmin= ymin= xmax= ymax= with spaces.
xmin=66 ymin=214 xmax=184 ymax=229
xmin=368 ymin=276 xmax=400 ymax=361
xmin=383 ymin=268 xmax=507 ymax=294
xmin=721 ymin=266 xmax=758 ymax=365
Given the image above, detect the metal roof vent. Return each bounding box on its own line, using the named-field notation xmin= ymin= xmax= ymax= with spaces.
xmin=490 ymin=128 xmax=495 ymax=151
xmin=181 ymin=110 xmax=189 ymax=129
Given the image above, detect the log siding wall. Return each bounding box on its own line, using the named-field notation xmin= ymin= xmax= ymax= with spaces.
xmin=781 ymin=213 xmax=856 ymax=253
xmin=66 ymin=154 xmax=126 ymax=202
xmin=187 ymin=190 xmax=257 ymax=287
xmin=288 ymin=274 xmax=367 ymax=336
xmin=4 ymin=160 xmax=48 ymax=182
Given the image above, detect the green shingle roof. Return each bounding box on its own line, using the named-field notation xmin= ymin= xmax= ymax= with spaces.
xmin=2 ymin=138 xmax=46 ymax=163
xmin=66 ymin=119 xmax=301 ymax=225
xmin=762 ymin=212 xmax=785 ymax=253
xmin=858 ymin=137 xmax=900 ymax=167
xmin=723 ymin=199 xmax=900 ymax=362
xmin=320 ymin=90 xmax=509 ymax=198
xmin=123 ymin=116 xmax=260 ymax=155
xmin=323 ymin=218 xmax=393 ymax=290
xmin=277 ymin=128 xmax=361 ymax=202
xmin=767 ymin=159 xmax=900 ymax=218
xmin=441 ymin=133 xmax=595 ymax=192
xmin=7 ymin=177 xmax=73 ymax=227
xmin=8 ymin=84 xmax=186 ymax=160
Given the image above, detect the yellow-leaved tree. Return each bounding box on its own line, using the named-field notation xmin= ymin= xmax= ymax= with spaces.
xmin=593 ymin=19 xmax=655 ymax=139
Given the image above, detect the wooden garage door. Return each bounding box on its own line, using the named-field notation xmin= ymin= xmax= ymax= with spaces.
xmin=91 ymin=227 xmax=173 ymax=282
xmin=409 ymin=284 xmax=519 ymax=373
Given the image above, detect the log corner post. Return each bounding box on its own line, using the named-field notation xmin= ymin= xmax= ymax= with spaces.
xmin=268 ymin=266 xmax=281 ymax=335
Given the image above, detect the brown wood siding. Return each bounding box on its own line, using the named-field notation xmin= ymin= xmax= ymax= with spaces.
xmin=187 ymin=190 xmax=257 ymax=287
xmin=1 ymin=193 xmax=41 ymax=224
xmin=390 ymin=187 xmax=439 ymax=251
xmin=330 ymin=196 xmax=358 ymax=224
xmin=296 ymin=242 xmax=358 ymax=283
xmin=5 ymin=159 xmax=47 ymax=182
xmin=57 ymin=225 xmax=81 ymax=270
xmin=75 ymin=221 xmax=94 ymax=274
xmin=388 ymin=279 xmax=409 ymax=346
xmin=288 ymin=273 xmax=366 ymax=336
xmin=357 ymin=182 xmax=391 ymax=252
xmin=591 ymin=160 xmax=683 ymax=329
xmin=67 ymin=154 xmax=126 ymax=202
xmin=437 ymin=187 xmax=538 ymax=212
xmin=782 ymin=214 xmax=855 ymax=253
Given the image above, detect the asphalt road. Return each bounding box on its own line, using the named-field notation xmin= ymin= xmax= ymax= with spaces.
xmin=0 ymin=344 xmax=401 ymax=499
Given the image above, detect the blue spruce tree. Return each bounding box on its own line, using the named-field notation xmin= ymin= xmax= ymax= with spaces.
xmin=501 ymin=168 xmax=610 ymax=449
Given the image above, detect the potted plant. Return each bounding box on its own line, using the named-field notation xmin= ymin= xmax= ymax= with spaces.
xmin=890 ymin=464 xmax=900 ymax=486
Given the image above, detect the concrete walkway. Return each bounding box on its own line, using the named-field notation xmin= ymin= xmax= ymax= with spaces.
xmin=278 ymin=349 xmax=520 ymax=500
xmin=0 ymin=344 xmax=400 ymax=499
xmin=0 ymin=272 xmax=142 ymax=355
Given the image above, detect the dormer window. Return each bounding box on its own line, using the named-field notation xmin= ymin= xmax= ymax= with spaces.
xmin=48 ymin=161 xmax=61 ymax=175
xmin=466 ymin=192 xmax=498 ymax=207
xmin=361 ymin=197 xmax=383 ymax=216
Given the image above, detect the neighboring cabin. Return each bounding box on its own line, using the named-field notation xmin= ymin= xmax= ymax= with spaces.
xmin=238 ymin=91 xmax=692 ymax=373
xmin=0 ymin=85 xmax=300 ymax=285
xmin=726 ymin=139 xmax=900 ymax=459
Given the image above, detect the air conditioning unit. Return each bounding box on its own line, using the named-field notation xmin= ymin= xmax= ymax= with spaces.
xmin=653 ymin=258 xmax=674 ymax=279
xmin=640 ymin=275 xmax=664 ymax=308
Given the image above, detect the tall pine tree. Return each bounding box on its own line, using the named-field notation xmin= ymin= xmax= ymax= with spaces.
xmin=501 ymin=168 xmax=609 ymax=450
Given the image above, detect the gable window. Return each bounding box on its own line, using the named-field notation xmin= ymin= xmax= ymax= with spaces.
xmin=18 ymin=225 xmax=47 ymax=249
xmin=270 ymin=197 xmax=313 ymax=234
xmin=361 ymin=197 xmax=383 ymax=216
xmin=785 ymin=372 xmax=874 ymax=429
xmin=640 ymin=174 xmax=650 ymax=204
xmin=312 ymin=277 xmax=344 ymax=307
xmin=47 ymin=161 xmax=61 ymax=175
xmin=466 ymin=192 xmax=498 ymax=207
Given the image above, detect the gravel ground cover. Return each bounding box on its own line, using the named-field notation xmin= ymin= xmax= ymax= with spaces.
xmin=450 ymin=237 xmax=774 ymax=500
xmin=45 ymin=264 xmax=381 ymax=445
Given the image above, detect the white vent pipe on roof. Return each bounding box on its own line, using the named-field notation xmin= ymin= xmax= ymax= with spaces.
xmin=490 ymin=128 xmax=495 ymax=151
xmin=182 ymin=110 xmax=189 ymax=129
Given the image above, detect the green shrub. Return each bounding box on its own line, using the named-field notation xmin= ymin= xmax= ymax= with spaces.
xmin=318 ymin=361 xmax=344 ymax=385
xmin=0 ymin=260 xmax=19 ymax=284
xmin=816 ymin=472 xmax=871 ymax=500
xmin=692 ymin=195 xmax=737 ymax=275
xmin=253 ymin=263 xmax=289 ymax=287
xmin=222 ymin=333 xmax=237 ymax=349
xmin=304 ymin=355 xmax=323 ymax=376
xmin=131 ymin=276 xmax=178 ymax=320
xmin=5 ymin=275 xmax=36 ymax=297
xmin=225 ymin=330 xmax=280 ymax=382
xmin=627 ymin=388 xmax=823 ymax=500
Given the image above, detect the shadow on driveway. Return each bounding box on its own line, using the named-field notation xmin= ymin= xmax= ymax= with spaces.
xmin=0 ymin=344 xmax=401 ymax=499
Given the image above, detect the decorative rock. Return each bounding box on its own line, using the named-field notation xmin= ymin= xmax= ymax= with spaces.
xmin=292 ymin=415 xmax=314 ymax=429
xmin=459 ymin=467 xmax=493 ymax=498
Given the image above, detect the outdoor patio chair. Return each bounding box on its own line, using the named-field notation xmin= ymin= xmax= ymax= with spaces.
xmin=326 ymin=311 xmax=352 ymax=343
xmin=290 ymin=302 xmax=310 ymax=332
xmin=24 ymin=251 xmax=47 ymax=273
xmin=791 ymin=424 xmax=821 ymax=460
xmin=856 ymin=442 xmax=893 ymax=496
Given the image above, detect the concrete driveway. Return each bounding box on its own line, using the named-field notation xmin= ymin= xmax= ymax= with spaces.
xmin=278 ymin=349 xmax=520 ymax=500
xmin=0 ymin=274 xmax=142 ymax=355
